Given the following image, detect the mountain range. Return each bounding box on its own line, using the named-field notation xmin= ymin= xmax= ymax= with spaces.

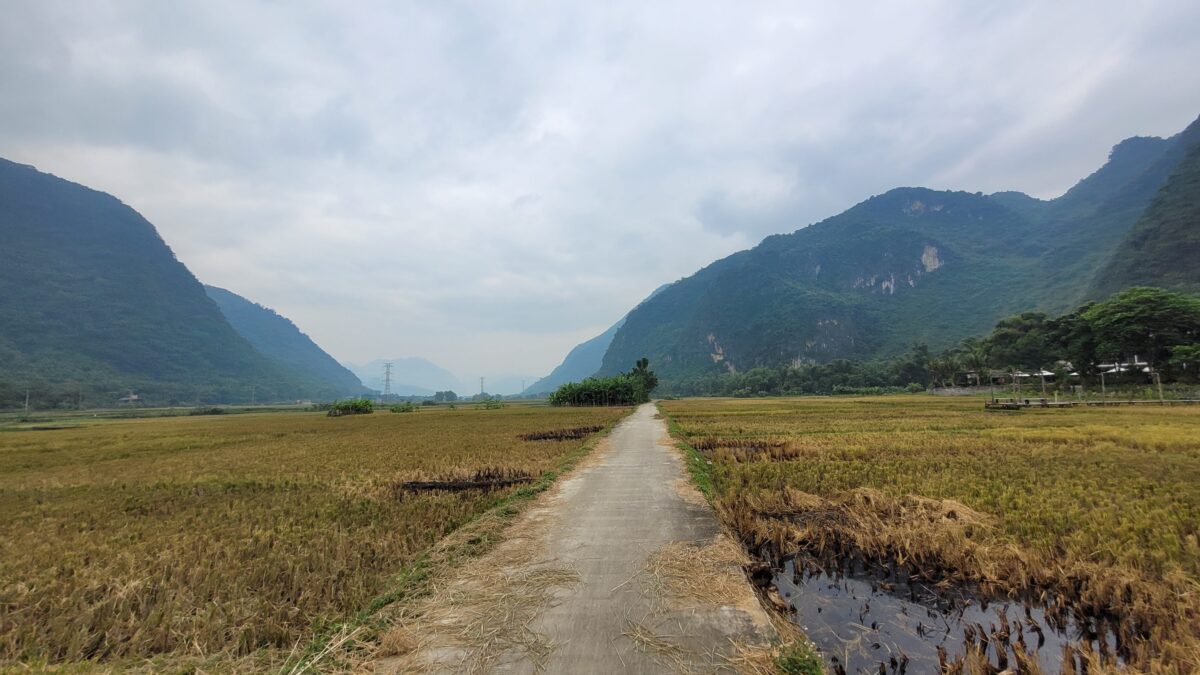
xmin=5 ymin=111 xmax=1197 ymax=405
xmin=592 ymin=115 xmax=1200 ymax=383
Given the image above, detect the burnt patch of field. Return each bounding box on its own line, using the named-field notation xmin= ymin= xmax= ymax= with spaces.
xmin=689 ymin=437 xmax=792 ymax=462
xmin=393 ymin=467 xmax=535 ymax=495
xmin=518 ymin=424 xmax=604 ymax=441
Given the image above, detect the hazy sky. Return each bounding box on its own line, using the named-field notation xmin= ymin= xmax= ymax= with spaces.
xmin=3 ymin=1 xmax=1199 ymax=380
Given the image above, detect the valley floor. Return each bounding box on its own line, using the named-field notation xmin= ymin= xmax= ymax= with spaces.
xmin=6 ymin=395 xmax=1198 ymax=674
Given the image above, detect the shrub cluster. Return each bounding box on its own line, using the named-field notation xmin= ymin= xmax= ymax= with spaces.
xmin=327 ymin=398 xmax=374 ymax=416
xmin=549 ymin=359 xmax=658 ymax=406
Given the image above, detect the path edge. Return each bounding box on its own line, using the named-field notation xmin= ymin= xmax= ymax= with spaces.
xmin=653 ymin=400 xmax=826 ymax=675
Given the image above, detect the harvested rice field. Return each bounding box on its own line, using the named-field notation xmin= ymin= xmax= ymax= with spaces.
xmin=659 ymin=396 xmax=1200 ymax=674
xmin=0 ymin=404 xmax=628 ymax=671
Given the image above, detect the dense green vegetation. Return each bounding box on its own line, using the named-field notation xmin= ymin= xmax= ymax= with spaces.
xmin=327 ymin=398 xmax=375 ymax=416
xmin=1092 ymin=120 xmax=1200 ymax=297
xmin=601 ymin=115 xmax=1200 ymax=384
xmin=661 ymin=287 xmax=1200 ymax=397
xmin=548 ymin=358 xmax=659 ymax=406
xmin=0 ymin=159 xmax=345 ymax=408
xmin=664 ymin=346 xmax=936 ymax=398
xmin=204 ymin=285 xmax=365 ymax=398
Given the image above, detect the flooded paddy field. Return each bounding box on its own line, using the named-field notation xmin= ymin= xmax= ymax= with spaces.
xmin=660 ymin=395 xmax=1200 ymax=673
xmin=771 ymin=555 xmax=1119 ymax=673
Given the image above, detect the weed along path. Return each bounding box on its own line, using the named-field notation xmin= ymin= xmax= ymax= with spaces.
xmin=377 ymin=403 xmax=775 ymax=674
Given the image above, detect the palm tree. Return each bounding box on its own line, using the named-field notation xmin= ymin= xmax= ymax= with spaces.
xmin=928 ymin=356 xmax=959 ymax=388
xmin=963 ymin=348 xmax=990 ymax=388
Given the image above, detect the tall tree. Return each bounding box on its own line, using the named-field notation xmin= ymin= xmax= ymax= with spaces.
xmin=961 ymin=339 xmax=991 ymax=387
xmin=984 ymin=312 xmax=1059 ymax=371
xmin=1082 ymin=287 xmax=1200 ymax=368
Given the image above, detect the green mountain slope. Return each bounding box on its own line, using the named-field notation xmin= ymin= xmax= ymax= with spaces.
xmin=1091 ymin=124 xmax=1200 ymax=297
xmin=523 ymin=284 xmax=671 ymax=395
xmin=601 ymin=115 xmax=1200 ymax=383
xmin=0 ymin=158 xmax=326 ymax=406
xmin=204 ymin=285 xmax=365 ymax=397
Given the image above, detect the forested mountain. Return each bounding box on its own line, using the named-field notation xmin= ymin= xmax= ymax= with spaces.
xmin=600 ymin=115 xmax=1200 ymax=383
xmin=204 ymin=286 xmax=365 ymax=397
xmin=1091 ymin=122 xmax=1200 ymax=297
xmin=0 ymin=158 xmax=338 ymax=407
xmin=523 ymin=284 xmax=671 ymax=395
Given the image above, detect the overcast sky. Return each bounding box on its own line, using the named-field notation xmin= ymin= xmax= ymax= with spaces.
xmin=3 ymin=1 xmax=1199 ymax=381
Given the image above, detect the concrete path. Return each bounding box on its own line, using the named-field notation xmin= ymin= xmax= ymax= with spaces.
xmin=381 ymin=403 xmax=774 ymax=674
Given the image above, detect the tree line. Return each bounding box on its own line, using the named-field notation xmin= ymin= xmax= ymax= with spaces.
xmin=661 ymin=287 xmax=1200 ymax=398
xmin=549 ymin=359 xmax=659 ymax=406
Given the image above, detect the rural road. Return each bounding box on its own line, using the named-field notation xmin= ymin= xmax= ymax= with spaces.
xmin=382 ymin=402 xmax=775 ymax=673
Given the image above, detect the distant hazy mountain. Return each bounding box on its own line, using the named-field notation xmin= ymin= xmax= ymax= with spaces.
xmin=468 ymin=374 xmax=539 ymax=397
xmin=204 ymin=285 xmax=365 ymax=397
xmin=1091 ymin=119 xmax=1200 ymax=297
xmin=348 ymin=357 xmax=460 ymax=395
xmin=522 ymin=284 xmax=671 ymax=395
xmin=0 ymin=158 xmax=327 ymax=407
xmin=600 ymin=114 xmax=1200 ymax=383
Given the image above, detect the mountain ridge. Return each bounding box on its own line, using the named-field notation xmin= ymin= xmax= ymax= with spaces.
xmin=599 ymin=115 xmax=1200 ymax=383
xmin=204 ymin=285 xmax=366 ymax=398
xmin=0 ymin=157 xmax=320 ymax=406
xmin=1090 ymin=120 xmax=1200 ymax=297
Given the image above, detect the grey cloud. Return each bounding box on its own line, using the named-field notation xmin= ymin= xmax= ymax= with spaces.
xmin=1 ymin=0 xmax=1199 ymax=376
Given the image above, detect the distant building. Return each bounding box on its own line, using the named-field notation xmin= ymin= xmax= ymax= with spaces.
xmin=1098 ymin=356 xmax=1150 ymax=374
xmin=118 ymin=391 xmax=141 ymax=404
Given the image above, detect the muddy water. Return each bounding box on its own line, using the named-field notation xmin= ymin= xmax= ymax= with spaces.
xmin=773 ymin=558 xmax=1120 ymax=674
